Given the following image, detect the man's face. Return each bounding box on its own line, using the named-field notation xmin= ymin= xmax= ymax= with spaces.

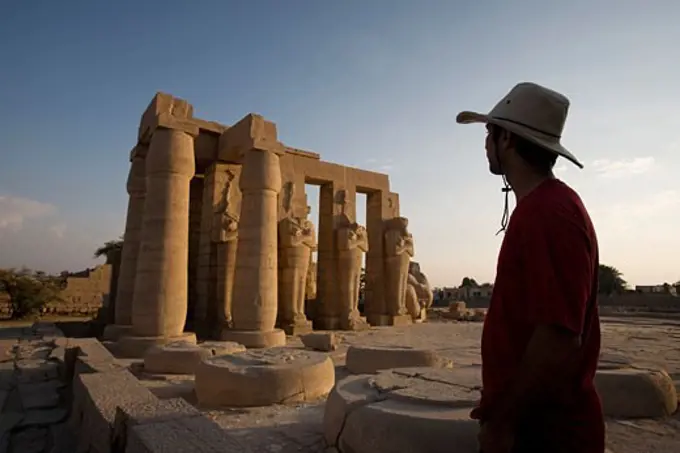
xmin=485 ymin=124 xmax=506 ymax=175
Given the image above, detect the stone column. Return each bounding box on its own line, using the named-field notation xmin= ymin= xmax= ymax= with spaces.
xmin=117 ymin=126 xmax=198 ymax=357
xmin=103 ymin=146 xmax=147 ymax=341
xmin=221 ymin=147 xmax=286 ymax=347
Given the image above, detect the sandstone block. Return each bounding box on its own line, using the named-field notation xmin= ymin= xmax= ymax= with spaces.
xmin=595 ymin=367 xmax=678 ymax=418
xmin=126 ymin=416 xmax=251 ymax=453
xmin=75 ymin=369 xmax=157 ymax=453
xmin=324 ymin=367 xmax=481 ymax=453
xmin=195 ymin=347 xmax=335 ymax=407
xmin=345 ymin=345 xmax=452 ymax=374
xmin=111 ymin=397 xmax=201 ymax=452
xmin=301 ymin=332 xmax=338 ymax=352
xmin=143 ymin=341 xmax=245 ymax=375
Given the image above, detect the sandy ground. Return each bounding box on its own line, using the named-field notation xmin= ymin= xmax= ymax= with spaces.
xmin=131 ymin=314 xmax=680 ymax=453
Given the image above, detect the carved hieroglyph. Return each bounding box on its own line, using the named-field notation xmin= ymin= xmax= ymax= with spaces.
xmin=278 ymin=210 xmax=316 ymax=334
xmin=384 ymin=217 xmax=414 ymax=317
xmin=212 ymin=170 xmax=239 ymax=331
xmin=336 ymin=216 xmax=369 ymax=330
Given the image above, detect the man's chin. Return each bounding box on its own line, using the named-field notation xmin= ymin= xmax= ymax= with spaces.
xmin=489 ymin=165 xmax=503 ymax=176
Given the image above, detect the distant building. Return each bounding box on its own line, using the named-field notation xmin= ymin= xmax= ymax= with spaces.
xmin=635 ymin=284 xmax=677 ymax=296
xmin=434 ymin=284 xmax=494 ymax=301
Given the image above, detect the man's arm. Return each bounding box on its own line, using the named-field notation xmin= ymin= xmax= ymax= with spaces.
xmin=490 ymin=208 xmax=593 ymax=425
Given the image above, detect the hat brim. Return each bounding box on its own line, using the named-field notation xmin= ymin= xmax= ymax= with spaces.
xmin=456 ymin=110 xmax=584 ymax=169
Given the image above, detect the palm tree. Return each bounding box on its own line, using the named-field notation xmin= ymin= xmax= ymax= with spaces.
xmin=94 ymin=236 xmax=124 ymax=262
xmin=460 ymin=277 xmax=479 ymax=288
xmin=598 ymin=264 xmax=627 ymax=296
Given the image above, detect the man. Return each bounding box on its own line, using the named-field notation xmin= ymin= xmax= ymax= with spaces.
xmin=456 ymin=82 xmax=605 ymax=453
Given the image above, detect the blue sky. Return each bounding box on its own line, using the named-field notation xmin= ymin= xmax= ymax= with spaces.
xmin=1 ymin=0 xmax=679 ymax=287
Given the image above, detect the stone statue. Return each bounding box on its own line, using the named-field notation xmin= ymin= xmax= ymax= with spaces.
xmin=212 ymin=170 xmax=239 ymax=331
xmin=336 ymin=215 xmax=369 ymax=330
xmin=278 ymin=208 xmax=316 ymax=334
xmin=305 ymin=257 xmax=317 ymax=301
xmin=405 ymin=261 xmax=432 ymax=322
xmin=384 ymin=217 xmax=414 ymax=317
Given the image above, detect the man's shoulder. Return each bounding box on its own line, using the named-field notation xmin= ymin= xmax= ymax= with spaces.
xmin=514 ymin=180 xmax=593 ymax=233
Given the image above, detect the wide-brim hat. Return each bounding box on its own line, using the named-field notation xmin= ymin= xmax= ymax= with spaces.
xmin=456 ymin=82 xmax=583 ymax=169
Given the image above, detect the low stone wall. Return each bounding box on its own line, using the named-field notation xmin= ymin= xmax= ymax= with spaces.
xmin=0 ymin=265 xmax=112 ymax=319
xmin=64 ymin=335 xmax=254 ymax=452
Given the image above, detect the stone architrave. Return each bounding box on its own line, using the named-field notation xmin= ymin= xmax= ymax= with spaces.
xmin=336 ymin=216 xmax=369 ymax=330
xmin=384 ymin=217 xmax=414 ymax=325
xmin=221 ymin=117 xmax=286 ymax=348
xmin=117 ymin=126 xmax=198 ymax=357
xmin=212 ymin=170 xmax=239 ymax=335
xmin=103 ymin=146 xmax=147 ymax=341
xmin=277 ymin=212 xmax=316 ymax=335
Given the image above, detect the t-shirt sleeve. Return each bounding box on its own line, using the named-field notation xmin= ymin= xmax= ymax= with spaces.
xmin=519 ymin=208 xmax=593 ymax=335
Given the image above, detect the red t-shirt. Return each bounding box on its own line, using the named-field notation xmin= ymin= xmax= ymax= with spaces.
xmin=479 ymin=179 xmax=605 ymax=451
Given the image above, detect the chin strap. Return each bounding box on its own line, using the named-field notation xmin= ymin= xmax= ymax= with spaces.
xmin=495 ymin=175 xmax=512 ymax=236
xmin=493 ymin=134 xmax=512 ymax=236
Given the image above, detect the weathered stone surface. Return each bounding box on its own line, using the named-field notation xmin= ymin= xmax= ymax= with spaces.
xmin=111 ymin=397 xmax=201 ymax=453
xmin=143 ymin=340 xmax=245 ymax=375
xmin=345 ymin=345 xmax=452 ymax=374
xmin=16 ymin=359 xmax=59 ymax=383
xmin=300 ymin=332 xmax=337 ymax=352
xmin=595 ymin=367 xmax=678 ymax=417
xmin=324 ymin=367 xmax=481 ymax=453
xmin=18 ymin=380 xmax=63 ymax=410
xmin=195 ymin=347 xmax=335 ymax=407
xmin=75 ymin=369 xmax=157 ymax=453
xmin=126 ymin=416 xmax=250 ymax=453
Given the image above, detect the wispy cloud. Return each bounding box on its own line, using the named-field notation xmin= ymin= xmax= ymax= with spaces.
xmin=554 ymin=164 xmax=568 ymax=174
xmin=592 ymin=157 xmax=655 ymax=179
xmin=0 ymin=195 xmax=56 ymax=232
xmin=593 ymin=190 xmax=679 ymax=237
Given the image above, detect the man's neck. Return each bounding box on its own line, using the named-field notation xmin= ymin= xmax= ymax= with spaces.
xmin=506 ymin=169 xmax=555 ymax=201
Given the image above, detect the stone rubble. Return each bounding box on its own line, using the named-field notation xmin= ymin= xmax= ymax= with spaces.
xmin=0 ymin=323 xmax=75 ymax=453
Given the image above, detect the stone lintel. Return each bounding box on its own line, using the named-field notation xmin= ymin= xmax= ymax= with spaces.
xmin=284 ymin=146 xmax=320 ymax=160
xmin=139 ymin=112 xmax=200 ymax=145
xmin=138 ymin=92 xmax=193 ymax=142
xmin=193 ymin=117 xmax=229 ymax=135
xmin=217 ymin=114 xmax=283 ymax=162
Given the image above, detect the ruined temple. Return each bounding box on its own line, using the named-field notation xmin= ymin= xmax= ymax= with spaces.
xmin=106 ymin=93 xmax=430 ymax=355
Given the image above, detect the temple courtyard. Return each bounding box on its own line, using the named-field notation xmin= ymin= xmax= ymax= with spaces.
xmin=122 ymin=313 xmax=680 ymax=453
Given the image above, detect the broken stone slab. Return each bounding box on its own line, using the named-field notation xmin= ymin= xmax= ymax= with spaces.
xmin=324 ymin=367 xmax=481 ymax=453
xmin=20 ymin=407 xmax=69 ymax=427
xmin=345 ymin=345 xmax=453 ymax=374
xmin=16 ymin=359 xmax=60 ymax=384
xmin=301 ymin=332 xmax=338 ymax=352
xmin=126 ymin=415 xmax=253 ymax=453
xmin=195 ymin=347 xmax=335 ymax=407
xmin=111 ymin=397 xmax=201 ymax=453
xmin=18 ymin=380 xmax=64 ymax=410
xmin=74 ymin=369 xmax=158 ymax=453
xmin=143 ymin=340 xmax=245 ymax=375
xmin=595 ymin=367 xmax=678 ymax=417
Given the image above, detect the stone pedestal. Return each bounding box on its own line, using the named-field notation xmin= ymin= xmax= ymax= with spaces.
xmin=105 ymin=147 xmax=147 ymax=340
xmin=119 ymin=126 xmax=197 ymax=357
xmin=222 ymin=147 xmax=286 ymax=348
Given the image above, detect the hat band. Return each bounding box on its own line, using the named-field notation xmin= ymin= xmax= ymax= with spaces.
xmin=493 ymin=116 xmax=561 ymax=139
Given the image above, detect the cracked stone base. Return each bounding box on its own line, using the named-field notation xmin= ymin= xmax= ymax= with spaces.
xmin=219 ymin=329 xmax=286 ymax=348
xmin=345 ymin=345 xmax=452 ymax=374
xmin=144 ymin=341 xmax=246 ymax=375
xmin=115 ymin=332 xmax=197 ymax=358
xmin=101 ymin=324 xmax=132 ymax=342
xmin=195 ymin=347 xmax=335 ymax=407
xmin=365 ymin=314 xmax=412 ymax=327
xmin=324 ymin=367 xmax=481 ymax=453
